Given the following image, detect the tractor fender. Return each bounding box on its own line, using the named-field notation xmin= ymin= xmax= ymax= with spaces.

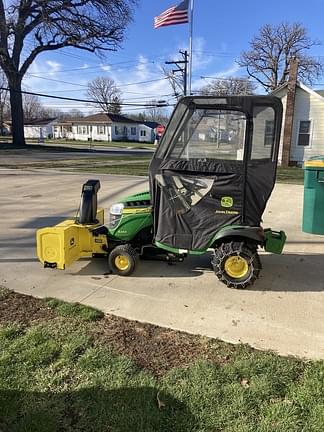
xmin=211 ymin=226 xmax=265 ymax=247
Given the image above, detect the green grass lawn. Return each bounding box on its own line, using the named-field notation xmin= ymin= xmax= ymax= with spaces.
xmin=0 ymin=136 xmax=154 ymax=150
xmin=75 ymin=161 xmax=150 ymax=176
xmin=0 ymin=140 xmax=305 ymax=183
xmin=76 ymin=164 xmax=304 ymax=183
xmin=276 ymin=167 xmax=304 ymax=184
xmin=1 ymin=287 xmax=324 ymax=432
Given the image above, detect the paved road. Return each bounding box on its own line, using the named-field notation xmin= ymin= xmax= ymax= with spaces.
xmin=0 ymin=146 xmax=153 ymax=165
xmin=1 ymin=168 xmax=324 ymax=360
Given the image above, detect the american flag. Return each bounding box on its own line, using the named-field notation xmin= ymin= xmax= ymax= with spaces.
xmin=154 ymin=0 xmax=189 ymax=29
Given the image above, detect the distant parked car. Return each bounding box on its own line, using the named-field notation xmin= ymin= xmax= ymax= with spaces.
xmin=0 ymin=127 xmax=9 ymax=136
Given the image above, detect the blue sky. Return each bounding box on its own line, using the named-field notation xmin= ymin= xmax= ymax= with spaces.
xmin=22 ymin=0 xmax=324 ymax=115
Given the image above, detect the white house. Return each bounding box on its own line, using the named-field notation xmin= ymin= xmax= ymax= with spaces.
xmin=272 ymin=82 xmax=324 ymax=164
xmin=53 ymin=113 xmax=158 ymax=143
xmin=139 ymin=121 xmax=160 ymax=142
xmin=52 ymin=120 xmax=74 ymax=140
xmin=24 ymin=118 xmax=57 ymax=140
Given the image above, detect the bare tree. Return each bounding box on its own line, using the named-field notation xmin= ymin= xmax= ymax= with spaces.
xmin=110 ymin=95 xmax=122 ymax=115
xmin=0 ymin=0 xmax=137 ymax=146
xmin=87 ymin=76 xmax=122 ymax=113
xmin=23 ymin=93 xmax=45 ymax=121
xmin=239 ymin=23 xmax=324 ymax=92
xmin=199 ymin=77 xmax=256 ymax=96
xmin=67 ymin=109 xmax=85 ymax=119
xmin=126 ymin=106 xmax=169 ymax=125
xmin=145 ymin=102 xmax=168 ymax=124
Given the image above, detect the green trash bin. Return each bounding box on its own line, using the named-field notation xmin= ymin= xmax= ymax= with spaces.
xmin=303 ymin=157 xmax=324 ymax=234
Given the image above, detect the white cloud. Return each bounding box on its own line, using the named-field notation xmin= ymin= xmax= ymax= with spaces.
xmin=100 ymin=64 xmax=111 ymax=72
xmin=46 ymin=60 xmax=61 ymax=76
xmin=191 ymin=36 xmax=213 ymax=71
xmin=213 ymin=63 xmax=241 ymax=78
xmin=135 ymin=55 xmax=151 ymax=80
xmin=191 ymin=63 xmax=242 ymax=91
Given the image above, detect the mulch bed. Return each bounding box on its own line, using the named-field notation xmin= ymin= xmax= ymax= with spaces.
xmin=0 ymin=288 xmax=236 ymax=376
xmin=0 ymin=289 xmax=56 ymax=326
xmin=92 ymin=316 xmax=231 ymax=376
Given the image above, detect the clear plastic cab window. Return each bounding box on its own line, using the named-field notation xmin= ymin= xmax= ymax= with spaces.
xmin=251 ymin=106 xmax=276 ymax=160
xmin=168 ymin=108 xmax=247 ymax=161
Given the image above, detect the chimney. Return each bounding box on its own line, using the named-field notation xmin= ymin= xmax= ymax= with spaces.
xmin=281 ymin=57 xmax=298 ymax=167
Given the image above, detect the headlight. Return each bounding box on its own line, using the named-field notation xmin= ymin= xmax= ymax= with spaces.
xmin=108 ymin=203 xmax=124 ymax=228
xmin=110 ymin=203 xmax=124 ymax=215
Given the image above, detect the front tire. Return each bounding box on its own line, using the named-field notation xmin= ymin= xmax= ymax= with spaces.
xmin=212 ymin=241 xmax=261 ymax=289
xmin=109 ymin=244 xmax=139 ymax=276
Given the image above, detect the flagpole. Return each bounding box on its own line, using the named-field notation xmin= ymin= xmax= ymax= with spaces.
xmin=188 ymin=0 xmax=194 ymax=95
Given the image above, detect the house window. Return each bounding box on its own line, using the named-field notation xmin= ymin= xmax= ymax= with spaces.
xmin=131 ymin=127 xmax=136 ymax=135
xmin=298 ymin=121 xmax=311 ymax=146
xmin=264 ymin=120 xmax=274 ymax=147
xmin=98 ymin=125 xmax=105 ymax=135
xmin=140 ymin=130 xmax=146 ymax=137
xmin=115 ymin=125 xmax=127 ymax=136
xmin=78 ymin=126 xmax=87 ymax=135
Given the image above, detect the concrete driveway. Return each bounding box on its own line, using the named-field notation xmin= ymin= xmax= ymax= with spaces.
xmin=1 ymin=168 xmax=324 ymax=360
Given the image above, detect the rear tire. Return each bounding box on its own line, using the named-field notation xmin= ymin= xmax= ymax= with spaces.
xmin=109 ymin=244 xmax=139 ymax=276
xmin=212 ymin=241 xmax=261 ymax=289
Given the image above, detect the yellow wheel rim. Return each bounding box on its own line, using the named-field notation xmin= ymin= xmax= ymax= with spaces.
xmin=224 ymin=256 xmax=249 ymax=279
xmin=114 ymin=255 xmax=130 ymax=271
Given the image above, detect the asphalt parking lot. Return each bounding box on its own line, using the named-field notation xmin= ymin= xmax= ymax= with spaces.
xmin=1 ymin=167 xmax=324 ymax=359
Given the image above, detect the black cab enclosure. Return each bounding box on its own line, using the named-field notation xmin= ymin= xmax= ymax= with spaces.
xmin=149 ymin=96 xmax=283 ymax=252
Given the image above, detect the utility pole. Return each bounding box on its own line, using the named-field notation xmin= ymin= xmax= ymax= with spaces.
xmin=165 ymin=50 xmax=189 ymax=96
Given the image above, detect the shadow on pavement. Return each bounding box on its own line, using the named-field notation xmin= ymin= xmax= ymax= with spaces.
xmin=75 ymin=256 xmax=206 ymax=278
xmin=0 ymin=258 xmax=38 ymax=263
xmin=17 ymin=216 xmax=71 ymax=229
xmin=0 ymin=386 xmax=197 ymax=432
xmin=74 ymin=252 xmax=324 ymax=289
xmin=254 ymin=253 xmax=324 ymax=292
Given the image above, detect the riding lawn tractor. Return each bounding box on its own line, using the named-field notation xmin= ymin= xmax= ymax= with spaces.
xmin=37 ymin=95 xmax=286 ymax=288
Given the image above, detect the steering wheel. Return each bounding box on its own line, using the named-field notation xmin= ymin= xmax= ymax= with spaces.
xmin=180 ymin=176 xmax=209 ymax=190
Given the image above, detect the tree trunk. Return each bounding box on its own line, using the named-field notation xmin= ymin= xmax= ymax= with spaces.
xmin=9 ymin=78 xmax=26 ymax=147
xmin=0 ymin=93 xmax=3 ymax=136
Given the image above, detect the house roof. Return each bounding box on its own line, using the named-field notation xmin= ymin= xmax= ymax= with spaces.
xmin=142 ymin=121 xmax=161 ymax=129
xmin=24 ymin=118 xmax=57 ymax=126
xmin=271 ymin=81 xmax=324 ymax=101
xmin=72 ymin=113 xmax=138 ymax=124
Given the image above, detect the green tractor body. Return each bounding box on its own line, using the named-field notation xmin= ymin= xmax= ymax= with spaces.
xmin=37 ymin=95 xmax=286 ymax=288
xmin=108 ymin=191 xmax=152 ymax=242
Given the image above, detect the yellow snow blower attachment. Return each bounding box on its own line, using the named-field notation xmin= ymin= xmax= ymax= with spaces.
xmin=36 ymin=180 xmax=108 ymax=270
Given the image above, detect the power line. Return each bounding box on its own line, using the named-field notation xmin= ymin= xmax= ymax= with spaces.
xmin=0 ymin=87 xmax=169 ymax=107
xmin=24 ymin=73 xmax=169 ymax=89
xmin=25 ymin=73 xmax=88 ymax=88
xmin=23 ymin=60 xmax=157 ymax=76
xmin=192 ymin=50 xmax=239 ymax=58
xmin=22 ymin=40 xmax=168 ymax=72
xmin=200 ymin=76 xmax=252 ymax=81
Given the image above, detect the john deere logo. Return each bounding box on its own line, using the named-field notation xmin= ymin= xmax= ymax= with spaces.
xmin=221 ymin=197 xmax=233 ymax=208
